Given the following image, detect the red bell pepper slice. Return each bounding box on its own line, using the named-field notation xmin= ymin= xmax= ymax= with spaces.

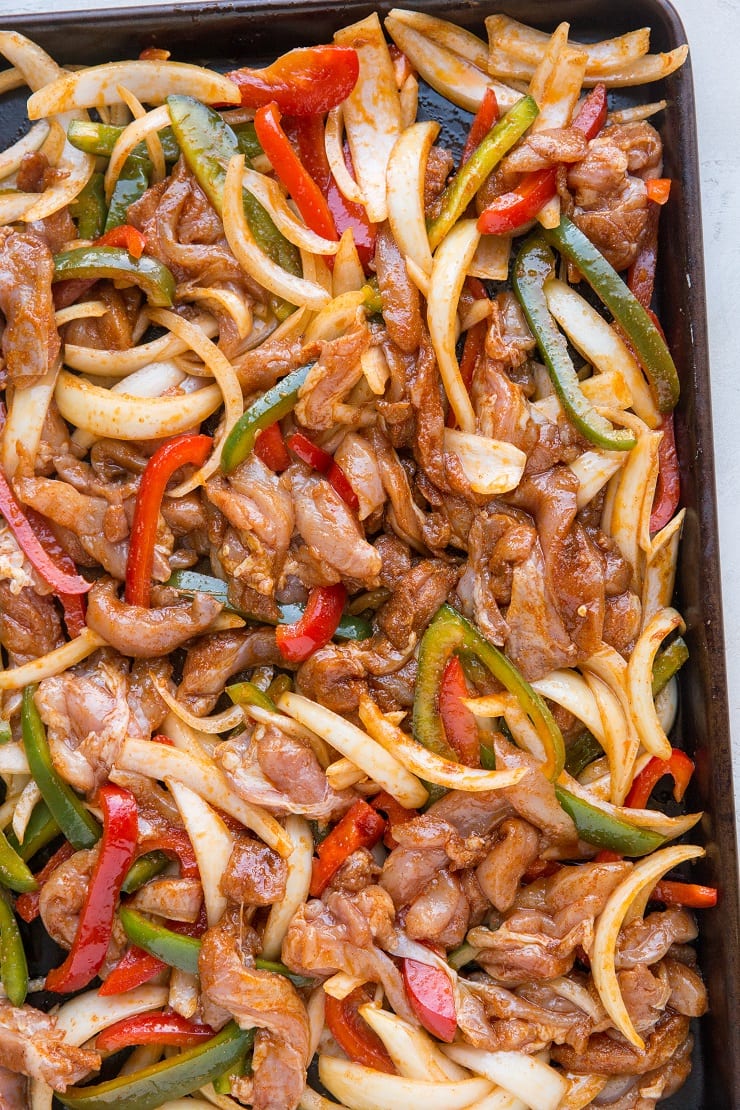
xmin=46 ymin=785 xmax=138 ymax=994
xmin=276 ymin=583 xmax=347 ymax=665
xmin=254 ymin=102 xmax=338 ymax=242
xmin=402 ymin=957 xmax=457 ymax=1043
xmin=446 ymin=319 xmax=485 ymax=428
xmin=625 ymin=748 xmax=695 ymax=810
xmin=254 ymin=421 xmax=291 ymax=472
xmin=438 ymin=655 xmax=480 ymax=766
xmin=125 ymin=433 xmax=212 ymax=608
xmin=650 ymin=413 xmax=680 ymax=532
xmin=325 ymin=986 xmax=396 ymax=1073
xmin=646 ymin=178 xmax=671 ymax=205
xmin=21 ymin=507 xmax=88 ymax=636
xmin=15 ymin=840 xmax=76 ymax=924
xmin=136 ymin=827 xmax=199 ymax=880
xmin=651 ymin=880 xmax=718 ymax=908
xmin=96 ymin=1011 xmax=215 ymax=1053
xmin=226 ymin=45 xmax=359 ymax=116
xmin=287 ymin=114 xmax=376 ymax=270
xmin=371 ymin=791 xmax=417 ymax=849
xmin=99 ymin=945 xmax=166 ymax=996
xmin=592 ymin=849 xmax=623 ymax=864
xmin=286 ymin=431 xmax=359 ymax=510
xmin=95 ymin=224 xmax=147 ymax=258
xmin=477 ymin=83 xmax=607 ymax=236
xmin=309 ymin=799 xmax=386 ymax=897
xmin=461 ymin=87 xmax=500 ymax=165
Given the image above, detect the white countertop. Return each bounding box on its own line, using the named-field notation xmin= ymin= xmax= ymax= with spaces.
xmin=0 ymin=0 xmax=738 ymax=816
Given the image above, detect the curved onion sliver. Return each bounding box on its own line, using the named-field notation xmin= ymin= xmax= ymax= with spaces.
xmin=627 ymin=606 xmax=685 ymax=759
xmin=304 ymin=289 xmax=366 ymax=344
xmin=0 ymin=743 xmax=30 ymax=775
xmin=117 ymin=84 xmax=166 ymax=185
xmin=0 ymin=629 xmax=106 ymax=691
xmin=12 ymin=780 xmax=41 ymax=843
xmin=2 ymin=357 xmax=60 ymax=477
xmin=318 ymin=1056 xmax=493 ymax=1110
xmin=27 ymin=60 xmax=240 ymax=118
xmin=642 ymin=509 xmax=685 ymax=627
xmin=387 ymin=8 xmax=490 ymax=70
xmin=0 ymin=66 xmax=23 ymax=94
xmin=529 ymin=670 xmax=605 ymax=742
xmin=64 ymin=318 xmax=218 ymax=377
xmin=261 ymin=814 xmax=313 ymax=960
xmin=104 ymin=103 xmax=169 ymax=202
xmin=240 ymin=165 xmax=340 ymax=254
xmin=55 ymin=369 xmax=221 ymax=440
xmin=443 ymin=428 xmax=526 ymax=495
xmin=608 ymin=427 xmax=661 ymax=594
xmin=168 ymin=779 xmax=234 ymax=927
xmin=152 ymin=676 xmax=245 ymax=735
xmin=178 ymin=286 xmax=252 ymax=341
xmin=592 ymin=844 xmax=704 ymax=1048
xmin=444 ymin=1044 xmax=567 ymax=1110
xmin=557 ymin=770 xmax=701 ymax=840
xmin=0 ymin=119 xmax=48 ymax=182
xmin=55 ymin=300 xmax=108 ymax=327
xmin=387 ymin=120 xmax=439 ymax=277
xmin=427 ymin=219 xmax=480 ymax=431
xmin=332 ymin=229 xmax=365 ymax=296
xmin=584 ymin=670 xmax=634 ymax=804
xmin=325 ymin=106 xmax=366 ymax=207
xmin=223 ymin=154 xmax=330 ymax=310
xmin=399 ymin=73 xmax=419 ymax=131
xmin=359 ymin=1006 xmax=467 ymax=1082
xmin=570 ymin=448 xmax=626 ymax=510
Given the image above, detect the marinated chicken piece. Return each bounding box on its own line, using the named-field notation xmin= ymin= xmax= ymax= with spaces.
xmin=333 ymin=432 xmax=385 ymax=522
xmin=475 ymin=818 xmax=541 ymax=913
xmin=0 ymin=227 xmax=60 ymax=387
xmin=289 ymin=465 xmax=382 ymax=585
xmin=618 ymin=965 xmax=671 ymax=1033
xmin=0 ymin=579 xmax=63 ymax=666
xmin=409 ymin=334 xmax=474 ymax=498
xmin=492 ymin=733 xmax=577 ymax=844
xmin=233 ymin=335 xmax=309 ymax=395
xmin=85 ymin=577 xmax=222 ymax=658
xmin=404 ymin=867 xmax=471 ymax=947
xmin=295 ymin=321 xmax=370 ymax=429
xmin=552 ymin=1011 xmax=690 ymax=1077
xmin=220 ymin=835 xmax=288 ymax=906
xmin=502 ymin=127 xmax=589 ymax=174
xmin=0 ymin=1000 xmax=99 ymax=1091
xmin=0 ymin=1064 xmax=27 ymax=1109
xmin=178 ymin=627 xmax=284 ymax=716
xmin=423 ymin=145 xmax=453 ymax=214
xmin=615 ymin=907 xmax=698 ymax=969
xmin=456 ymin=976 xmax=593 ymax=1053
xmin=375 ymin=558 xmax=458 ymax=649
xmin=662 ymin=958 xmax=707 ymax=1017
xmin=374 ymin=224 xmax=422 ymax=354
xmin=38 ymin=848 xmax=98 ymax=951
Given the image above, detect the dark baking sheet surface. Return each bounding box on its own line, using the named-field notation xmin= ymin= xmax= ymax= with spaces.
xmin=0 ymin=1 xmax=737 ymax=1105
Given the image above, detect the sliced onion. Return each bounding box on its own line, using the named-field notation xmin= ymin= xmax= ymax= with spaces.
xmin=459 ymin=1091 xmax=525 ymax=1110
xmin=241 ymin=165 xmax=340 ymax=254
xmin=530 ymin=32 xmax=587 ymax=133
xmin=358 ymin=694 xmax=526 ymax=794
xmin=0 ymin=744 xmax=30 ymax=775
xmin=261 ymin=814 xmax=313 ymax=960
xmin=71 ymin=359 xmax=189 ymax=452
xmin=167 ymin=778 xmax=234 ymax=927
xmin=387 ymin=8 xmax=490 ymax=69
xmin=28 ymin=60 xmax=240 ymax=118
xmin=387 ymin=121 xmax=439 ymax=276
xmin=443 ymin=429 xmax=526 ymax=495
xmin=161 ymin=709 xmax=219 ymax=759
xmin=55 ymin=300 xmax=108 ymax=327
xmin=469 ymin=235 xmax=511 ymax=281
xmin=178 ymin=286 xmax=252 ymax=342
xmin=304 ymin=289 xmax=367 ymax=344
xmin=323 ymin=971 xmax=368 ymax=1000
xmin=642 ymin=509 xmax=684 ymax=627
xmin=627 ymin=607 xmax=684 ymax=759
xmin=558 ymin=1076 xmax=608 ymax=1110
xmin=406 ymin=255 xmax=430 ymax=298
xmin=399 ymin=74 xmax=419 ymax=130
xmin=583 ymin=46 xmax=688 ymax=88
xmin=300 ymin=1087 xmax=349 ymax=1110
xmin=119 ymin=84 xmax=166 ymax=183
xmin=459 ymin=299 xmax=491 ymax=333
xmin=569 ymin=448 xmax=625 ymax=510
xmin=656 ymin=675 xmax=678 ymax=736
xmin=104 ymin=103 xmax=169 ymax=202
xmin=557 ymin=770 xmax=701 ymax=840
xmin=359 ymin=347 xmax=390 ymax=397
xmin=325 ymin=757 xmax=367 ymax=791
xmin=152 ymin=676 xmax=245 ymax=735
xmin=608 ymin=427 xmax=661 ymax=593
xmin=278 ymin=692 xmax=428 ymax=809
xmin=444 ymin=1045 xmax=567 ymax=1110
xmin=549 ymin=976 xmax=605 ymax=1023
xmin=58 ymin=984 xmax=170 ymax=1044
xmin=223 ymin=154 xmax=330 ymax=309
xmin=325 ymin=106 xmax=366 ymax=207
xmin=0 ymin=192 xmax=39 ymax=222
xmin=544 ymin=279 xmax=658 ymax=427
xmin=12 ymin=780 xmax=41 ymax=842
xmin=0 ymin=66 xmax=23 ymax=94
xmin=2 ymin=358 xmax=60 ymax=478
xmin=428 ymin=219 xmax=480 ymax=432
xmin=55 ymin=369 xmax=221 ymax=440
xmin=359 ymin=1005 xmax=468 ymax=1081
xmin=319 ymin=1056 xmax=493 ymax=1110
xmin=529 ymin=670 xmax=605 ymax=742
xmin=332 ymin=229 xmax=365 ymax=296
xmin=0 ymin=119 xmax=48 ymax=182
xmin=118 ymin=737 xmax=292 ymax=857
xmin=486 ymin=15 xmax=650 ymax=75
xmin=148 ymin=308 xmax=244 ymax=494
xmin=608 ymin=100 xmax=667 ymax=124
xmin=581 ymin=368 xmax=635 ymax=412
xmin=0 ymin=629 xmax=106 ymax=691
xmin=64 ymin=317 xmax=218 ymax=376
xmin=0 ymin=30 xmax=61 ymax=92
xmin=592 ymin=843 xmax=704 ymax=1048
xmin=334 ymin=13 xmax=402 ymax=223
xmin=584 ymin=671 xmax=634 ymax=805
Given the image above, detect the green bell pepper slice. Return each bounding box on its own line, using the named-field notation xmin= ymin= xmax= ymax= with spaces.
xmin=542 ymin=215 xmax=680 ymax=412
xmin=220 ymin=361 xmax=314 ymax=473
xmin=0 ymin=825 xmax=36 ymax=893
xmin=513 ymin=232 xmax=636 ymax=451
xmin=104 ymin=154 xmax=150 ymax=232
xmin=120 ymin=907 xmax=201 ymax=975
xmin=70 ymin=172 xmax=107 ymax=240
xmin=428 ymin=94 xmax=539 ymax=251
xmin=555 ymin=784 xmax=665 ymax=856
xmin=21 ymin=686 xmax=101 ymax=851
xmin=227 ymin=680 xmax=278 ymax=714
xmin=53 ymin=247 xmax=175 ymax=308
xmin=212 ymin=1043 xmax=252 ymax=1095
xmin=67 ymin=119 xmax=181 ymax=162
xmin=565 ymin=730 xmax=603 ymax=778
xmin=0 ymin=890 xmax=28 ymax=1005
xmin=58 ymin=1021 xmax=252 ymax=1110
xmin=121 ymin=851 xmax=170 ymax=895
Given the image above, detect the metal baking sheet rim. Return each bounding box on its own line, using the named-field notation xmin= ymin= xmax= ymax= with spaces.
xmin=0 ymin=1 xmax=737 ymax=1105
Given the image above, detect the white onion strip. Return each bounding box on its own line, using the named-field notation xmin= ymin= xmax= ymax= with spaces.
xmin=387 ymin=8 xmax=490 ymax=70
xmin=529 ymin=670 xmax=605 ymax=741
xmin=261 ymin=814 xmax=313 ymax=960
xmin=428 ymin=219 xmax=480 ymax=431
xmin=358 ymin=695 xmax=527 ymax=793
xmin=148 ymin=308 xmax=244 ymax=494
xmin=168 ymin=779 xmax=234 ymax=927
xmin=609 ymin=427 xmax=661 ymax=593
xmin=278 ymin=692 xmax=428 ymax=809
xmin=2 ymin=358 xmax=60 ymax=478
xmin=0 ymin=119 xmax=48 ymax=182
xmin=223 ymin=154 xmax=330 ymax=310
xmin=592 ymin=844 xmax=704 ymax=1048
xmin=444 ymin=1045 xmax=567 ymax=1110
xmin=64 ymin=316 xmax=219 ymax=376
xmin=443 ymin=429 xmax=526 ymax=495
xmin=0 ymin=629 xmax=106 ymax=691
xmin=12 ymin=780 xmax=42 ymax=843
xmin=570 ymin=449 xmax=626 ymax=510
xmin=642 ymin=509 xmax=684 ymax=627
xmin=359 ymin=1006 xmax=468 ymax=1081
xmin=557 ymin=770 xmax=701 ymax=839
xmin=104 ymin=103 xmax=169 ymax=202
xmin=387 ymin=121 xmax=439 ymax=277
xmin=584 ymin=670 xmax=634 ymax=804
xmin=152 ymin=674 xmax=245 ymax=735
xmin=325 ymin=106 xmax=366 ymax=206
xmin=118 ymin=84 xmax=166 ymax=185
xmin=627 ymin=607 xmax=685 ymax=759
xmin=318 ymin=1056 xmax=493 ymax=1110
xmin=241 ymin=166 xmax=340 ymax=254
xmin=55 ymin=300 xmax=108 ymax=327
xmin=0 ymin=744 xmax=30 ymax=775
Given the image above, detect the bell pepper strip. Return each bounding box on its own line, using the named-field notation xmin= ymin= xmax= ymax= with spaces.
xmin=276 ymin=584 xmax=347 ymax=664
xmin=513 ymin=233 xmax=637 ymax=451
xmin=288 ymin=113 xmax=377 ymax=270
xmin=402 ymin=957 xmax=457 ymax=1043
xmin=286 ymin=431 xmax=360 ymax=509
xmin=221 ymin=361 xmax=314 ymax=473
xmin=6 ymin=800 xmax=59 ymax=863
xmin=414 ymin=604 xmax=565 ymax=781
xmin=226 ymin=46 xmax=359 ymax=116
xmin=212 ymin=1044 xmax=251 ymax=1096
xmin=254 ymin=102 xmax=338 ymax=242
xmin=96 ymin=1012 xmax=215 ymax=1053
xmin=325 ymin=986 xmax=396 ymax=1074
xmin=477 ymin=84 xmax=607 ymax=236
xmin=254 ymin=421 xmax=291 ymax=472
xmin=625 ymin=748 xmax=695 ymax=810
xmin=564 ymin=730 xmax=604 ymax=779
xmin=253 ymin=957 xmax=316 ymax=989
xmin=651 ymin=636 xmax=689 ymax=695
xmin=21 ymin=686 xmax=101 ymax=851
xmin=650 ymin=413 xmax=680 ymax=532
xmin=99 ymin=945 xmax=166 ymax=996
xmin=57 ymin=1021 xmax=252 ymax=1110
xmin=446 ymin=320 xmax=485 ymax=429
xmin=646 ymin=177 xmax=671 ymax=205
xmin=125 ymin=433 xmax=212 ymax=608
xmin=53 ymin=246 xmax=175 ymax=307
xmin=309 ymin=800 xmax=386 ymax=897
xmin=461 ymin=87 xmax=500 ymax=165
xmin=95 ymin=224 xmax=147 ymax=258
xmin=227 ymin=680 xmax=278 ymax=714
xmin=46 ymin=785 xmax=138 ymax=994
xmin=22 ymin=507 xmax=88 ymax=637
xmin=0 ymin=891 xmax=28 ymax=1007
xmin=135 ymin=827 xmax=199 ymax=880
xmin=70 ymin=171 xmax=107 ymax=239
xmin=68 ymin=118 xmax=180 ymax=162
xmin=554 ymin=785 xmax=665 ymax=857
xmin=651 ymin=880 xmax=717 ymax=908
xmin=104 ymin=153 xmax=150 ymax=232
xmin=541 ymin=215 xmax=680 ymax=412
xmin=438 ymin=655 xmax=480 ymax=766
xmin=120 ymin=850 xmax=170 ymax=895
xmin=0 ymin=825 xmax=37 ymax=893
xmin=167 ymin=95 xmax=300 ymax=285
xmin=427 ymin=94 xmax=539 ymax=252
xmin=119 ymin=907 xmax=201 ymax=975
xmin=15 ymin=840 xmax=76 ymax=923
